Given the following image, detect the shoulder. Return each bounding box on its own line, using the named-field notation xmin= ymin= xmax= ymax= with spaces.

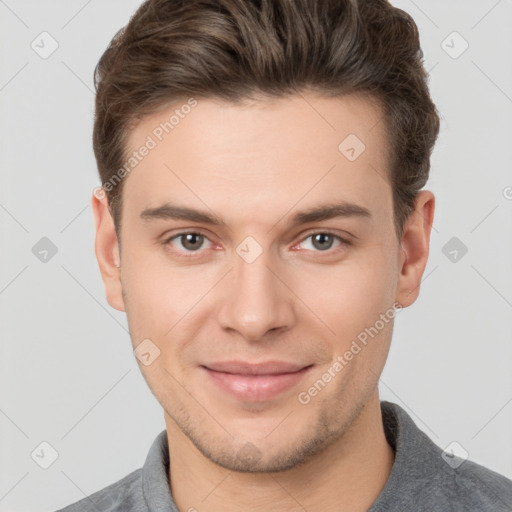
xmin=55 ymin=429 xmax=171 ymax=512
xmin=55 ymin=468 xmax=144 ymax=512
xmin=436 ymin=455 xmax=512 ymax=510
xmin=374 ymin=401 xmax=512 ymax=511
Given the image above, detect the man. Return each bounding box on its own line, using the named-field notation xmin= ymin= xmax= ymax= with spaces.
xmin=58 ymin=0 xmax=512 ymax=510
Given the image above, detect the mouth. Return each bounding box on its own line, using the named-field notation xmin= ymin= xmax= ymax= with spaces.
xmin=200 ymin=361 xmax=314 ymax=402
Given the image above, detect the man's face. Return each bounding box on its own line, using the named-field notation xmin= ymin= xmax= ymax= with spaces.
xmin=99 ymin=92 xmax=416 ymax=472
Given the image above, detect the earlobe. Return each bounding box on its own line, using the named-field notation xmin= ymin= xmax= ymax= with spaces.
xmin=91 ymin=191 xmax=126 ymax=312
xmin=395 ymin=190 xmax=435 ymax=308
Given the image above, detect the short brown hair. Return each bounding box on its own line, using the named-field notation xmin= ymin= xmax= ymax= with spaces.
xmin=93 ymin=0 xmax=440 ymax=238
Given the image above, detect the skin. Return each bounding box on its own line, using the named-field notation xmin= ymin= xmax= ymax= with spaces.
xmin=93 ymin=91 xmax=434 ymax=512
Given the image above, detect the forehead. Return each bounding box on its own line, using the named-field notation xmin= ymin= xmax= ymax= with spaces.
xmin=121 ymin=92 xmax=392 ymax=228
xmin=127 ymin=92 xmax=387 ymax=161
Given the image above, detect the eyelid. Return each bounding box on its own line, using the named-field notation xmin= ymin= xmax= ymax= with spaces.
xmin=291 ymin=230 xmax=352 ymax=252
xmin=296 ymin=228 xmax=353 ymax=244
xmin=163 ymin=228 xmax=352 ymax=257
xmin=164 ymin=230 xmax=215 ymax=251
xmin=162 ymin=227 xmax=214 ymax=243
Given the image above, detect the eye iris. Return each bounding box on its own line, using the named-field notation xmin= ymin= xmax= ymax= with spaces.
xmin=177 ymin=233 xmax=338 ymax=252
xmin=181 ymin=233 xmax=203 ymax=250
xmin=312 ymin=233 xmax=334 ymax=251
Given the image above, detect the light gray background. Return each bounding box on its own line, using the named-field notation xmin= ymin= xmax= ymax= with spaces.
xmin=1 ymin=1 xmax=511 ymax=511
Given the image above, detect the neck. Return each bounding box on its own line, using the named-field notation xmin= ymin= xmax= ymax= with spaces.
xmin=166 ymin=392 xmax=394 ymax=512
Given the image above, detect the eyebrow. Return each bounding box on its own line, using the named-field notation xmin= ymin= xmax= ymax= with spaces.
xmin=140 ymin=201 xmax=372 ymax=227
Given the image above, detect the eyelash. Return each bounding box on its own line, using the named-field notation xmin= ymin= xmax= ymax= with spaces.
xmin=163 ymin=230 xmax=351 ymax=259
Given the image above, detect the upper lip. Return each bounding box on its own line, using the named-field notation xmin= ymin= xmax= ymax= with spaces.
xmin=203 ymin=361 xmax=312 ymax=375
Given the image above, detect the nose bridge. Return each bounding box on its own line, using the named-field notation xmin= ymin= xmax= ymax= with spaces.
xmin=218 ymin=240 xmax=294 ymax=340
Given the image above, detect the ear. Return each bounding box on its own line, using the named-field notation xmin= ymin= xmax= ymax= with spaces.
xmin=91 ymin=189 xmax=125 ymax=312
xmin=395 ymin=190 xmax=435 ymax=308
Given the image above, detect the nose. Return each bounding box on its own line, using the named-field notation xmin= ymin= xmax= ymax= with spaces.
xmin=217 ymin=246 xmax=296 ymax=342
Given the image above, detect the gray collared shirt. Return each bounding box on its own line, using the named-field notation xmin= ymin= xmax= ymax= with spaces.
xmin=56 ymin=401 xmax=512 ymax=511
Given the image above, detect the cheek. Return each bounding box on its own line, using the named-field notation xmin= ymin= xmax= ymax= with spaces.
xmin=299 ymin=245 xmax=398 ymax=336
xmin=120 ymin=245 xmax=220 ymax=344
xmin=119 ymin=249 xmax=178 ymax=342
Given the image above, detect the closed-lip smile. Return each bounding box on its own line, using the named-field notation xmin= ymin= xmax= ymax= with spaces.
xmin=201 ymin=360 xmax=314 ymax=402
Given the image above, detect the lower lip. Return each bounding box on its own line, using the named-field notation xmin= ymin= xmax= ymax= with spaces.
xmin=202 ymin=365 xmax=313 ymax=402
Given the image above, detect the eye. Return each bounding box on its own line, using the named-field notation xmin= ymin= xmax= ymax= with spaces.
xmin=165 ymin=232 xmax=212 ymax=255
xmin=297 ymin=232 xmax=349 ymax=253
xmin=163 ymin=230 xmax=350 ymax=259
